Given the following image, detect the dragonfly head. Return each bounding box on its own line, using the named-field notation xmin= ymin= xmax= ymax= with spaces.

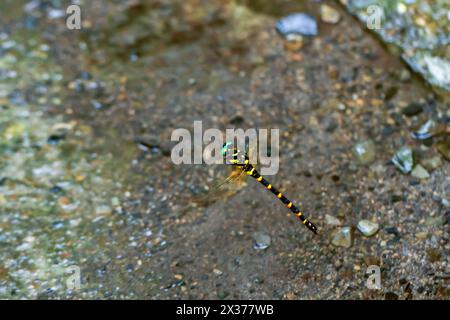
xmin=222 ymin=141 xmax=248 ymax=166
xmin=221 ymin=142 xmax=233 ymax=157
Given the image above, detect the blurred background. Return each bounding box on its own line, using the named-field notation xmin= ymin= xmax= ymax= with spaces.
xmin=0 ymin=0 xmax=449 ymax=299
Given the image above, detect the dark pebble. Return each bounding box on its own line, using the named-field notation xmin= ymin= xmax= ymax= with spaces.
xmin=384 ymin=292 xmax=399 ymax=300
xmin=382 ymin=125 xmax=396 ymax=136
xmin=325 ymin=119 xmax=338 ymax=132
xmin=391 ymin=113 xmax=404 ymax=125
xmin=229 ymin=115 xmax=244 ymax=125
xmin=402 ymin=103 xmax=423 ymax=116
xmin=387 ymin=236 xmax=401 ymax=245
xmin=50 ymin=185 xmax=63 ymax=194
xmin=384 ymin=86 xmax=398 ymax=101
xmin=399 ymin=277 xmax=407 ymax=285
xmin=409 ymin=178 xmax=421 ymax=186
xmin=160 ymin=142 xmax=173 ymax=157
xmin=79 ymin=71 xmax=92 ymax=80
xmin=254 ymin=277 xmax=264 ymax=284
xmin=217 ymin=291 xmax=229 ymax=299
xmin=385 ymin=226 xmax=400 ymax=237
xmin=404 ymin=282 xmax=412 ymax=293
xmin=47 ymin=134 xmax=65 ymax=145
xmin=390 ymin=194 xmax=404 ymax=203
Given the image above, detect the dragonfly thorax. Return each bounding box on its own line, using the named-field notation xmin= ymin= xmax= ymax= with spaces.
xmin=222 ymin=142 xmax=249 ymax=166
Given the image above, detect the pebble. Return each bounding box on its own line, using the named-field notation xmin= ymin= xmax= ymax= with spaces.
xmin=411 ymin=164 xmax=430 ymax=179
xmin=385 ymin=226 xmax=400 ymax=236
xmin=425 ymin=215 xmax=446 ymax=227
xmin=353 ymin=139 xmax=376 ymax=166
xmin=385 ymin=292 xmax=399 ymax=300
xmin=420 ymin=156 xmax=442 ymax=171
xmin=401 ymin=102 xmax=423 ymax=116
xmin=331 ymin=227 xmax=352 ymax=248
xmin=320 ymin=4 xmax=341 ymax=24
xmin=415 ymin=231 xmax=428 ymax=239
xmin=325 ymin=214 xmax=342 ymax=226
xmin=95 ymin=205 xmax=112 ymax=215
xmin=276 ymin=13 xmax=318 ymax=37
xmin=411 ymin=119 xmax=437 ymax=140
xmin=392 ymin=146 xmax=414 ymax=174
xmin=213 ymin=268 xmax=223 ymax=276
xmin=356 ymin=220 xmax=379 ymax=237
xmin=399 ymin=69 xmax=411 ymax=82
xmin=253 ymin=232 xmax=271 ymax=250
xmin=284 ymin=34 xmax=304 ymax=51
xmin=436 ymin=140 xmax=450 ymax=161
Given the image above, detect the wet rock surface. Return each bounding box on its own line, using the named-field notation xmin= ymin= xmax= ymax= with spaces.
xmin=0 ymin=0 xmax=449 ymax=299
xmin=343 ymin=0 xmax=450 ymax=92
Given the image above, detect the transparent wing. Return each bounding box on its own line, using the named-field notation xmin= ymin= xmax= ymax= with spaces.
xmin=192 ymin=166 xmax=247 ymax=207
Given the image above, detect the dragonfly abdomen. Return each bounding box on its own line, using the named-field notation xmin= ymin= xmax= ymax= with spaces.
xmin=245 ymin=165 xmax=318 ymax=234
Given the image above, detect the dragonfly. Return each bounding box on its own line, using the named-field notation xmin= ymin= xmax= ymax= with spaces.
xmin=220 ymin=141 xmax=318 ymax=235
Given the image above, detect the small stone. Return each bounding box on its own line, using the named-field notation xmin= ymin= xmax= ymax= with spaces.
xmin=331 ymin=227 xmax=352 ymax=248
xmin=58 ymin=196 xmax=71 ymax=206
xmin=392 ymin=146 xmax=413 ymax=174
xmin=253 ymin=232 xmax=271 ymax=250
xmin=254 ymin=277 xmax=264 ymax=284
xmin=411 ymin=165 xmax=429 ymax=179
xmin=4 ymin=122 xmax=25 ymax=141
xmin=353 ymin=139 xmax=376 ymax=166
xmin=401 ymin=103 xmax=423 ymax=116
xmin=385 ymin=226 xmax=400 ymax=239
xmin=357 ymin=220 xmax=379 ymax=237
xmin=427 ymin=248 xmax=441 ymax=262
xmin=217 ymin=291 xmax=229 ymax=299
xmin=276 ymin=13 xmax=318 ymax=37
xmin=436 ymin=140 xmax=450 ymax=161
xmin=384 ymin=86 xmax=398 ymax=101
xmin=399 ymin=69 xmax=411 ymax=82
xmin=213 ymin=268 xmax=223 ymax=276
xmin=325 ymin=98 xmax=345 ymax=111
xmin=364 ymin=255 xmax=380 ymax=266
xmin=320 ymin=4 xmax=341 ymax=24
xmin=284 ymin=34 xmax=304 ymax=51
xmin=111 ymin=197 xmax=120 ymax=207
xmin=390 ymin=193 xmax=404 ymax=203
xmin=420 ymin=156 xmax=442 ymax=171
xmin=425 ymin=215 xmax=445 ymax=227
xmin=50 ymin=185 xmax=63 ymax=194
xmin=229 ymin=115 xmax=244 ymax=125
xmin=95 ymin=205 xmax=112 ymax=215
xmin=173 ymin=274 xmax=183 ymax=281
xmin=385 ymin=292 xmax=399 ymax=300
xmin=415 ymin=231 xmax=428 ymax=239
xmin=325 ymin=214 xmax=341 ymax=226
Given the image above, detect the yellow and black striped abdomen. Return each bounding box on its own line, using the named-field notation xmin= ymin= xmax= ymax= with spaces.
xmin=245 ymin=164 xmax=318 ymax=234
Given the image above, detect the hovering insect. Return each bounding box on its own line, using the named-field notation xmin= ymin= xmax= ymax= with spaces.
xmin=221 ymin=141 xmax=318 ymax=234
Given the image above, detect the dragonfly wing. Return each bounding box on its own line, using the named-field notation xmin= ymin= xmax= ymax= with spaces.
xmin=192 ymin=167 xmax=246 ymax=207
